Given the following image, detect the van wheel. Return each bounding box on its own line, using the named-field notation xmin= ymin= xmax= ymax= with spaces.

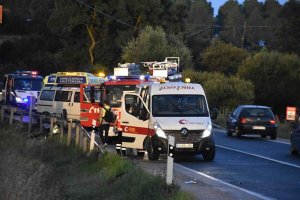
xmin=146 ymin=137 xmax=160 ymax=161
xmin=202 ymin=143 xmax=215 ymax=161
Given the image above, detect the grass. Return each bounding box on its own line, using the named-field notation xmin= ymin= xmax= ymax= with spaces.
xmin=0 ymin=122 xmax=194 ymax=200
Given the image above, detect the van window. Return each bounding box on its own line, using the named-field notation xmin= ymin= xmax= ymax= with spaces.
xmin=40 ymin=90 xmax=55 ymax=101
xmin=152 ymin=95 xmax=209 ymax=117
xmin=74 ymin=92 xmax=80 ymax=103
xmin=55 ymin=91 xmax=72 ymax=102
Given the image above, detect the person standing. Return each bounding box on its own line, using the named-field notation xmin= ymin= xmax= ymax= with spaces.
xmin=99 ymin=99 xmax=110 ymax=146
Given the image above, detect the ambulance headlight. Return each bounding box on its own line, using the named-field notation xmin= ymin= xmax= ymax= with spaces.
xmin=15 ymin=97 xmax=23 ymax=103
xmin=202 ymin=124 xmax=212 ymax=138
xmin=153 ymin=122 xmax=167 ymax=139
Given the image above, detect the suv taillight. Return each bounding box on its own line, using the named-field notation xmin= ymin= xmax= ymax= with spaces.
xmin=270 ymin=120 xmax=277 ymax=125
xmin=240 ymin=117 xmax=247 ymax=124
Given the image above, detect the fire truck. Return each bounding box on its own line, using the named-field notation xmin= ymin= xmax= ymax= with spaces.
xmin=80 ymin=75 xmax=151 ymax=132
xmin=0 ymin=71 xmax=43 ymax=107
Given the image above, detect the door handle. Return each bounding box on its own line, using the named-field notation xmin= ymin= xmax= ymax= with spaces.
xmin=122 ymin=121 xmax=129 ymax=124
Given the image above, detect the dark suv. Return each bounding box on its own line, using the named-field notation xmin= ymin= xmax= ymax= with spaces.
xmin=227 ymin=105 xmax=277 ymax=139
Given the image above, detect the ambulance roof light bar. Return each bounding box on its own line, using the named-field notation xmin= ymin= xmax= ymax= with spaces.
xmin=106 ymin=75 xmax=151 ymax=81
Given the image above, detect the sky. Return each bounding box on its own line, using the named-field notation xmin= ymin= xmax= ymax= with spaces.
xmin=208 ymin=0 xmax=288 ymax=16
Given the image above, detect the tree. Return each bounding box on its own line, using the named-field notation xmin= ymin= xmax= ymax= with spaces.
xmin=185 ymin=0 xmax=214 ymax=69
xmin=201 ymin=39 xmax=248 ymax=75
xmin=242 ymin=0 xmax=265 ymax=49
xmin=262 ymin=0 xmax=283 ymax=50
xmin=121 ymin=26 xmax=193 ymax=68
xmin=238 ymin=50 xmax=300 ymax=117
xmin=217 ymin=0 xmax=245 ymax=47
xmin=182 ymin=70 xmax=254 ymax=108
xmin=277 ymin=0 xmax=300 ymax=56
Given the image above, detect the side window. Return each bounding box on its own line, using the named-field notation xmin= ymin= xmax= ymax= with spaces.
xmin=40 ymin=90 xmax=55 ymax=101
xmin=55 ymin=91 xmax=72 ymax=102
xmin=74 ymin=92 xmax=80 ymax=103
xmin=125 ymin=94 xmax=138 ymax=116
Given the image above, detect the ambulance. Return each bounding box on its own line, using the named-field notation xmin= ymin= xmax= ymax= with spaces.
xmin=36 ymin=72 xmax=104 ymax=121
xmin=119 ymin=82 xmax=218 ymax=161
xmin=80 ymin=75 xmax=152 ymax=133
xmin=1 ymin=71 xmax=43 ymax=107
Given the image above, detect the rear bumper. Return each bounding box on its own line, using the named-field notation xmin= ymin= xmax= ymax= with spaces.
xmin=240 ymin=125 xmax=277 ymax=135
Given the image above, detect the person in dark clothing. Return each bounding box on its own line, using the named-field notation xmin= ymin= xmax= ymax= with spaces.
xmin=99 ymin=100 xmax=110 ymax=146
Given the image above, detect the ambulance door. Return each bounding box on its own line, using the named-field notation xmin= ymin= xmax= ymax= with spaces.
xmin=120 ymin=93 xmax=150 ymax=149
xmin=54 ymin=90 xmax=72 ymax=118
xmin=69 ymin=91 xmax=81 ymax=120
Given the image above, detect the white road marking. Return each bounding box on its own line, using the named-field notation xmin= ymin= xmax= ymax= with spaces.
xmin=217 ymin=145 xmax=300 ymax=169
xmin=176 ymin=164 xmax=275 ymax=200
xmin=268 ymin=139 xmax=290 ymax=145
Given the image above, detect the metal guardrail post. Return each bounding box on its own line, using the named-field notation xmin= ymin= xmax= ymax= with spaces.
xmin=89 ymin=120 xmax=96 ymax=152
xmin=59 ymin=120 xmax=64 ymax=140
xmin=75 ymin=125 xmax=80 ymax=146
xmin=50 ymin=116 xmax=56 ymax=132
xmin=1 ymin=105 xmax=5 ymax=122
xmin=9 ymin=107 xmax=15 ymax=125
xmin=19 ymin=111 xmax=24 ymax=122
xmin=83 ymin=135 xmax=87 ymax=152
xmin=39 ymin=115 xmax=43 ymax=133
xmin=67 ymin=122 xmax=72 ymax=146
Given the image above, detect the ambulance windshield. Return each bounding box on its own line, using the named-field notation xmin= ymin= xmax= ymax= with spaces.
xmin=105 ymin=85 xmax=136 ymax=107
xmin=14 ymin=79 xmax=43 ymax=91
xmin=152 ymin=95 xmax=209 ymax=117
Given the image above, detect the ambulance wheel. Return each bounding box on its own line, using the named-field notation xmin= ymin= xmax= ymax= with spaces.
xmin=202 ymin=143 xmax=215 ymax=161
xmin=146 ymin=137 xmax=160 ymax=161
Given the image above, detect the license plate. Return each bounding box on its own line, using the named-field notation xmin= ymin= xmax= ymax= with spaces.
xmin=176 ymin=143 xmax=193 ymax=148
xmin=253 ymin=126 xmax=265 ymax=130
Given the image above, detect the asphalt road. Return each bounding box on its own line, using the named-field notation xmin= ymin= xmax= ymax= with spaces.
xmin=176 ymin=129 xmax=300 ymax=200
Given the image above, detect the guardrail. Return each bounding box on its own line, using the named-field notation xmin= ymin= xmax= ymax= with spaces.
xmin=0 ymin=104 xmax=102 ymax=156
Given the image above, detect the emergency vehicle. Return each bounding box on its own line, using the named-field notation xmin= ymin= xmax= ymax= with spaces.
xmin=142 ymin=57 xmax=182 ymax=82
xmin=80 ymin=75 xmax=151 ymax=133
xmin=119 ymin=82 xmax=218 ymax=161
xmin=1 ymin=71 xmax=43 ymax=107
xmin=36 ymin=72 xmax=104 ymax=121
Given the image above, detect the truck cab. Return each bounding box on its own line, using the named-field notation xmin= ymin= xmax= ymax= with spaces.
xmin=1 ymin=71 xmax=43 ymax=107
xmin=120 ymin=82 xmax=217 ymax=161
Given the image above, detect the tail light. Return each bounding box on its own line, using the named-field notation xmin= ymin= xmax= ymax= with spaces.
xmin=270 ymin=120 xmax=277 ymax=125
xmin=240 ymin=117 xmax=247 ymax=124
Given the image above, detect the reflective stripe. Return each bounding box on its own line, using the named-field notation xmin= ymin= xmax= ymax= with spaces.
xmin=121 ymin=148 xmax=126 ymax=151
xmin=116 ymin=146 xmax=121 ymax=149
xmin=116 ymin=144 xmax=121 ymax=147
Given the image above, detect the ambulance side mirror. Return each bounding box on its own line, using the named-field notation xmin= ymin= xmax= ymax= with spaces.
xmin=210 ymin=108 xmax=218 ymax=120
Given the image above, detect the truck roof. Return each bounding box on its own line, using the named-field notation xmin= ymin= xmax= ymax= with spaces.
xmin=139 ymin=82 xmax=205 ymax=95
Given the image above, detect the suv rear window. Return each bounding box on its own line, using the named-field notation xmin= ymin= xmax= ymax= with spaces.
xmin=241 ymin=108 xmax=274 ymax=118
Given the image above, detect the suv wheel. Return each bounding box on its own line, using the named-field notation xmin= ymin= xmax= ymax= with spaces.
xmin=290 ymin=144 xmax=298 ymax=155
xmin=270 ymin=132 xmax=277 ymax=140
xmin=202 ymin=143 xmax=215 ymax=161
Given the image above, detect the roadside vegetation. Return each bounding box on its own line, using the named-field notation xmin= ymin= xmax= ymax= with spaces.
xmin=0 ymin=123 xmax=194 ymax=200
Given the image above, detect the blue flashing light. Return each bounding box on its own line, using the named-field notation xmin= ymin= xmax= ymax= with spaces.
xmin=144 ymin=75 xmax=151 ymax=81
xmin=23 ymin=98 xmax=29 ymax=103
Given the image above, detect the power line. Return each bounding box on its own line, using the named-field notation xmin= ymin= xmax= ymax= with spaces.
xmin=74 ymin=0 xmax=135 ymax=29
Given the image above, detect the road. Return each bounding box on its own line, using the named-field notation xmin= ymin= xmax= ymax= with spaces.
xmin=176 ymin=129 xmax=300 ymax=200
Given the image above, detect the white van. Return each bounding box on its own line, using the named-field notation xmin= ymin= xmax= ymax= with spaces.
xmin=36 ymin=85 xmax=102 ymax=120
xmin=119 ymin=82 xmax=218 ymax=161
xmin=36 ymin=86 xmax=82 ymax=119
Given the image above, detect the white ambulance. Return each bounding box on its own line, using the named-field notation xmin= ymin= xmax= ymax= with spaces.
xmin=119 ymin=82 xmax=217 ymax=161
xmin=36 ymin=72 xmax=104 ymax=120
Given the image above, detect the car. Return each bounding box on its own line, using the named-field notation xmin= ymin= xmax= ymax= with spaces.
xmin=290 ymin=124 xmax=300 ymax=155
xmin=226 ymin=105 xmax=277 ymax=139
